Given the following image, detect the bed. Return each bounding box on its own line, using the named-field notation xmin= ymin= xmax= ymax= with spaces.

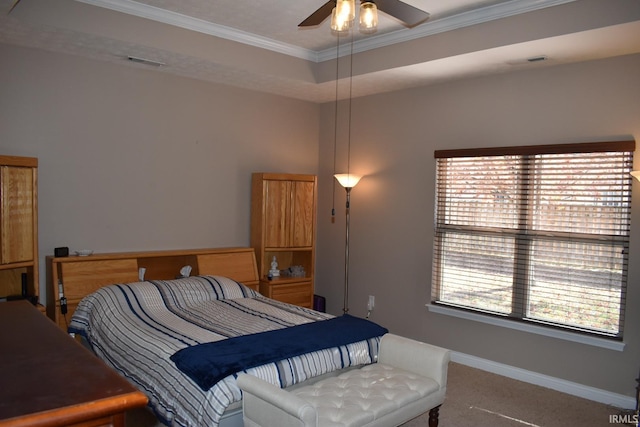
xmin=60 ymin=248 xmax=387 ymax=427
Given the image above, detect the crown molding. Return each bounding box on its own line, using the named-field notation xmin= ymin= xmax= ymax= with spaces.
xmin=74 ymin=0 xmax=318 ymax=60
xmin=317 ymin=0 xmax=576 ymax=61
xmin=75 ymin=0 xmax=575 ymax=63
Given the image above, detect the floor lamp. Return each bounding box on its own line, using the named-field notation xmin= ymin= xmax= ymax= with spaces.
xmin=334 ymin=173 xmax=362 ymax=314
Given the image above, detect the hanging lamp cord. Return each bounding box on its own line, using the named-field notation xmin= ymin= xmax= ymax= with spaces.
xmin=331 ymin=33 xmax=341 ymax=223
xmin=347 ymin=31 xmax=354 ymax=178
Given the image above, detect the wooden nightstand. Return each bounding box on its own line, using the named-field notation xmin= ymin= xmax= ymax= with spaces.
xmin=0 ymin=300 xmax=148 ymax=426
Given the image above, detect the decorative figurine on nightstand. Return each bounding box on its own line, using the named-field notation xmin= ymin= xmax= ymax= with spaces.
xmin=269 ymin=256 xmax=280 ymax=278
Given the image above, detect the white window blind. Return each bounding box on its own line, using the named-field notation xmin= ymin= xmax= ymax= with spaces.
xmin=432 ymin=141 xmax=634 ymax=338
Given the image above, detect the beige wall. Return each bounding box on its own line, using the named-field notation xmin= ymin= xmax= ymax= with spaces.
xmin=0 ymin=43 xmax=320 ymax=291
xmin=316 ymin=53 xmax=640 ymax=398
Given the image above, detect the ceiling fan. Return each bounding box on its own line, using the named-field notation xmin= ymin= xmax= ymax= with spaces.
xmin=299 ymin=0 xmax=430 ymax=29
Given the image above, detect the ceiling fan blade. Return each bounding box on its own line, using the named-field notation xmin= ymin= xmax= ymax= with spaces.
xmin=299 ymin=1 xmax=335 ymax=27
xmin=375 ymin=0 xmax=430 ymax=28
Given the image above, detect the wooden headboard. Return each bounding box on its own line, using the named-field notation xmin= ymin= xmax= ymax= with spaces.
xmin=46 ymin=247 xmax=259 ymax=330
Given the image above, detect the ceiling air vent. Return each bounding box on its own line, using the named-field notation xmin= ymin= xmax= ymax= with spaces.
xmin=527 ymin=55 xmax=548 ymax=63
xmin=127 ymin=56 xmax=165 ymax=67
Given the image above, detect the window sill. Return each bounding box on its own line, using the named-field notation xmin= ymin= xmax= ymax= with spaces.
xmin=426 ymin=304 xmax=625 ymax=351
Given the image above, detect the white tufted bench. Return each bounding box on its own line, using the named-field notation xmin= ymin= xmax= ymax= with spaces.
xmin=237 ymin=333 xmax=450 ymax=427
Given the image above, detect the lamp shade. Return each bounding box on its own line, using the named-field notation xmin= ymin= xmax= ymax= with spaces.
xmin=331 ymin=0 xmax=355 ymax=32
xmin=631 ymin=171 xmax=640 ymax=181
xmin=359 ymin=2 xmax=378 ymax=33
xmin=334 ymin=173 xmax=362 ymax=188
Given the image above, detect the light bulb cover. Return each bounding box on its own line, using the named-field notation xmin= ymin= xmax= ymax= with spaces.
xmin=336 ymin=0 xmax=356 ymax=22
xmin=331 ymin=0 xmax=355 ymax=32
xmin=331 ymin=7 xmax=352 ymax=32
xmin=359 ymin=2 xmax=378 ymax=33
xmin=335 ymin=173 xmax=362 ymax=188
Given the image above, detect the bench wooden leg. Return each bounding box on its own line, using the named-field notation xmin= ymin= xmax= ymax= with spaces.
xmin=428 ymin=405 xmax=441 ymax=427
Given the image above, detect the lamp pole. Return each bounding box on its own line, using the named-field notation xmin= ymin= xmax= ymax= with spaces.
xmin=343 ymin=186 xmax=352 ymax=314
xmin=334 ymin=174 xmax=362 ymax=315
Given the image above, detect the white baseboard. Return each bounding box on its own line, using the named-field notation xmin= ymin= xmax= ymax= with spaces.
xmin=451 ymin=351 xmax=636 ymax=410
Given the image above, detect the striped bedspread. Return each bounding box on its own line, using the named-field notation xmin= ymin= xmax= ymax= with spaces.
xmin=69 ymin=275 xmax=383 ymax=427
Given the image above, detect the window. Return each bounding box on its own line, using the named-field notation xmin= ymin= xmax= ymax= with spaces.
xmin=432 ymin=141 xmax=635 ymax=339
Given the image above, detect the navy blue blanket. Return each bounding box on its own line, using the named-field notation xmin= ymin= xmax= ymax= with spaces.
xmin=170 ymin=314 xmax=388 ymax=391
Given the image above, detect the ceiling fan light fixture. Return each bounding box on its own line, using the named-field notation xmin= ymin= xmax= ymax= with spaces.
xmin=359 ymin=2 xmax=378 ymax=33
xmin=337 ymin=0 xmax=356 ymax=23
xmin=299 ymin=0 xmax=429 ymax=31
xmin=331 ymin=7 xmax=351 ymax=32
xmin=331 ymin=0 xmax=355 ymax=32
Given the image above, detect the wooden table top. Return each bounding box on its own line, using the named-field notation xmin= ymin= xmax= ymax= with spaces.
xmin=0 ymin=300 xmax=148 ymax=426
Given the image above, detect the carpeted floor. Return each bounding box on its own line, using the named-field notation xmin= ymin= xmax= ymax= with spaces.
xmin=126 ymin=362 xmax=634 ymax=426
xmin=404 ymin=362 xmax=631 ymax=427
